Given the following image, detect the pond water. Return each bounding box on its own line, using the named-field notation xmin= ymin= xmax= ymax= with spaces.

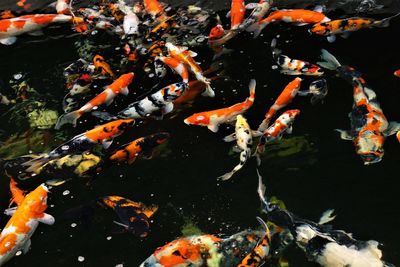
xmin=0 ymin=0 xmax=399 ymax=266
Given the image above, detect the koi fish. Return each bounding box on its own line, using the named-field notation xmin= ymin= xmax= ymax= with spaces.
xmin=184 ymin=79 xmax=256 ymax=132
xmin=258 ymin=77 xmax=302 ymax=132
xmin=117 ymin=0 xmax=140 ymax=35
xmin=0 ymin=11 xmax=15 ymax=20
xmin=144 ymin=0 xmax=167 ymax=20
xmin=56 ymin=0 xmax=71 ymax=14
xmin=140 ymin=227 xmax=270 ymax=266
xmin=394 ymin=69 xmax=400 ymax=77
xmin=158 ymin=56 xmax=189 ymax=83
xmin=208 ymin=24 xmax=225 ymax=40
xmin=0 ymin=14 xmax=82 ymax=45
xmin=310 ymin=14 xmax=400 ymax=42
xmin=93 ymin=55 xmax=116 ymax=79
xmin=238 ymin=0 xmax=272 ymax=32
xmin=166 ymin=42 xmax=215 ymax=97
xmin=99 ymin=82 xmax=187 ymax=120
xmin=256 ymin=109 xmax=301 ymax=155
xmin=219 ymin=115 xmax=253 ymax=181
xmin=22 ymin=119 xmax=134 ymax=173
xmin=257 ymin=171 xmax=394 ymax=267
xmin=229 ymin=0 xmax=246 ymax=30
xmin=298 ymin=79 xmax=329 ymax=105
xmin=0 ymin=182 xmax=54 ymax=266
xmin=99 ymin=196 xmax=158 ymax=237
xmin=318 ymin=49 xmax=400 ymax=165
xmin=271 ymin=38 xmax=324 ymax=76
xmin=237 ymin=217 xmax=271 ymax=267
xmin=247 ymin=7 xmax=330 ymax=38
xmin=55 ymin=72 xmax=134 ymax=129
xmin=109 ymin=132 xmax=170 ymax=164
xmin=68 ymin=73 xmax=93 ymax=96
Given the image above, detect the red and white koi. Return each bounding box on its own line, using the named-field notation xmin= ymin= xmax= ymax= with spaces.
xmin=55 ymin=72 xmax=134 ymax=129
xmin=218 ymin=115 xmax=253 ymax=181
xmin=271 ymin=38 xmax=324 ymax=76
xmin=319 ymin=49 xmax=400 ymax=164
xmin=258 ymin=77 xmax=302 ymax=133
xmin=158 ymin=56 xmax=189 ymax=83
xmin=0 ymin=181 xmax=54 ymax=266
xmin=56 ymin=0 xmax=71 ymax=14
xmin=166 ymin=42 xmax=215 ymax=97
xmin=22 ymin=119 xmax=135 ymax=173
xmin=239 ymin=0 xmax=272 ymax=32
xmin=184 ymin=79 xmax=256 ymax=132
xmin=247 ymin=7 xmax=330 ymax=38
xmin=256 ymin=109 xmax=301 ymax=155
xmin=0 ymin=14 xmax=82 ymax=45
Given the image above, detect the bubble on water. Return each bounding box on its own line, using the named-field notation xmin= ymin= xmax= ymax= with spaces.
xmin=15 ymin=251 xmax=22 ymax=256
xmin=63 ymin=190 xmax=70 ymax=196
xmin=116 ymin=264 xmax=123 ymax=267
xmin=106 ymin=236 xmax=112 ymax=240
xmin=71 ymin=223 xmax=77 ymax=228
xmin=14 ymin=73 xmax=23 ymax=80
xmin=78 ymin=256 xmax=85 ymax=262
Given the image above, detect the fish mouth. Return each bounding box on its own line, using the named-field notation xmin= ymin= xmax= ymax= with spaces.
xmin=360 ymin=153 xmax=383 ymax=165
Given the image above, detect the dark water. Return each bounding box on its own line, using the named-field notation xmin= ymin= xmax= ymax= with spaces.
xmin=1 ymin=1 xmax=400 ymax=267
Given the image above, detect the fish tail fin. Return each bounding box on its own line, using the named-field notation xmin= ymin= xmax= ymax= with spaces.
xmin=22 ymin=157 xmax=49 ymax=174
xmin=318 ymin=209 xmax=336 ymax=224
xmin=317 ymin=49 xmax=342 ymax=70
xmin=256 ymin=169 xmax=271 ymax=212
xmin=201 ymin=80 xmax=215 ymax=97
xmin=248 ymin=79 xmax=256 ymax=101
xmin=257 ymin=119 xmax=270 ymax=133
xmin=217 ymin=171 xmax=235 ymax=181
xmin=55 ymin=110 xmax=82 ymax=129
xmin=246 ymin=22 xmax=267 ymax=38
xmin=375 ymin=13 xmax=400 ymax=28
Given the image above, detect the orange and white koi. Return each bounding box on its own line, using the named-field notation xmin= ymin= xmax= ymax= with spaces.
xmin=218 ymin=115 xmax=253 ymax=181
xmin=310 ymin=14 xmax=399 ymax=42
xmin=109 ymin=132 xmax=170 ymax=164
xmin=237 ymin=218 xmax=271 ymax=267
xmin=143 ymin=0 xmax=167 ymax=21
xmin=56 ymin=0 xmax=71 ymax=14
xmin=319 ymin=49 xmax=400 ymax=164
xmin=256 ymin=109 xmax=301 ymax=155
xmin=158 ymin=56 xmax=189 ymax=83
xmin=55 ymin=72 xmax=134 ymax=129
xmin=93 ymin=54 xmax=116 ymax=79
xmin=394 ymin=69 xmax=400 ymax=77
xmin=258 ymin=77 xmax=302 ymax=132
xmin=184 ymin=79 xmax=256 ymax=132
xmin=0 ymin=182 xmax=54 ymax=266
xmin=22 ymin=119 xmax=134 ymax=173
xmin=271 ymin=38 xmax=324 ymax=76
xmin=166 ymin=42 xmax=215 ymax=97
xmin=229 ymin=0 xmax=246 ymax=30
xmin=248 ymin=7 xmax=330 ymax=38
xmin=0 ymin=14 xmax=82 ymax=45
xmin=99 ymin=196 xmax=158 ymax=237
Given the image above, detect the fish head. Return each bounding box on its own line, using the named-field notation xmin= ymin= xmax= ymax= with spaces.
xmin=151 ymin=132 xmax=170 ymax=145
xmin=307 ymin=65 xmax=324 ymax=75
xmin=121 ymin=72 xmax=135 ymax=85
xmin=394 ymin=69 xmax=400 ymax=77
xmin=184 ymin=112 xmax=210 ymax=126
xmin=25 ymin=184 xmax=49 ymax=218
xmin=126 ymin=213 xmax=151 ymax=237
xmin=355 ymin=131 xmax=384 ymax=165
xmin=164 ymin=82 xmax=187 ymax=100
xmin=285 ymin=109 xmax=301 ymax=119
xmin=208 ymin=24 xmax=225 ymax=40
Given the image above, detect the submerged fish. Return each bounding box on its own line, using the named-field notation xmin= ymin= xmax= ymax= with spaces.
xmin=109 ymin=132 xmax=170 ymax=164
xmin=99 ymin=196 xmax=158 ymax=237
xmin=0 ymin=181 xmax=54 ymax=266
xmin=318 ymin=49 xmax=400 ymax=165
xmin=257 ymin=170 xmax=394 ymax=267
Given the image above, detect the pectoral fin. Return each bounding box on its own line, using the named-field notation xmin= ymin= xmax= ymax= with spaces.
xmin=0 ymin=36 xmax=17 ymax=45
xmin=207 ymin=123 xmax=219 ymax=133
xmin=335 ymin=129 xmax=353 ymax=140
xmin=286 ymin=126 xmax=293 ymax=134
xmin=327 ymin=35 xmax=336 ymax=43
xmin=4 ymin=207 xmax=17 ymax=216
xmin=39 ymin=213 xmax=55 ymax=225
xmin=223 ymin=133 xmax=236 ymax=142
xmin=162 ymin=102 xmax=174 ymax=115
xmin=102 ymin=139 xmax=113 ymax=149
xmin=384 ymin=122 xmax=400 ymax=136
xmin=245 ymin=3 xmax=258 ymax=9
xmin=120 ymin=87 xmax=129 ymax=96
xmin=22 ymin=239 xmax=31 ymax=254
